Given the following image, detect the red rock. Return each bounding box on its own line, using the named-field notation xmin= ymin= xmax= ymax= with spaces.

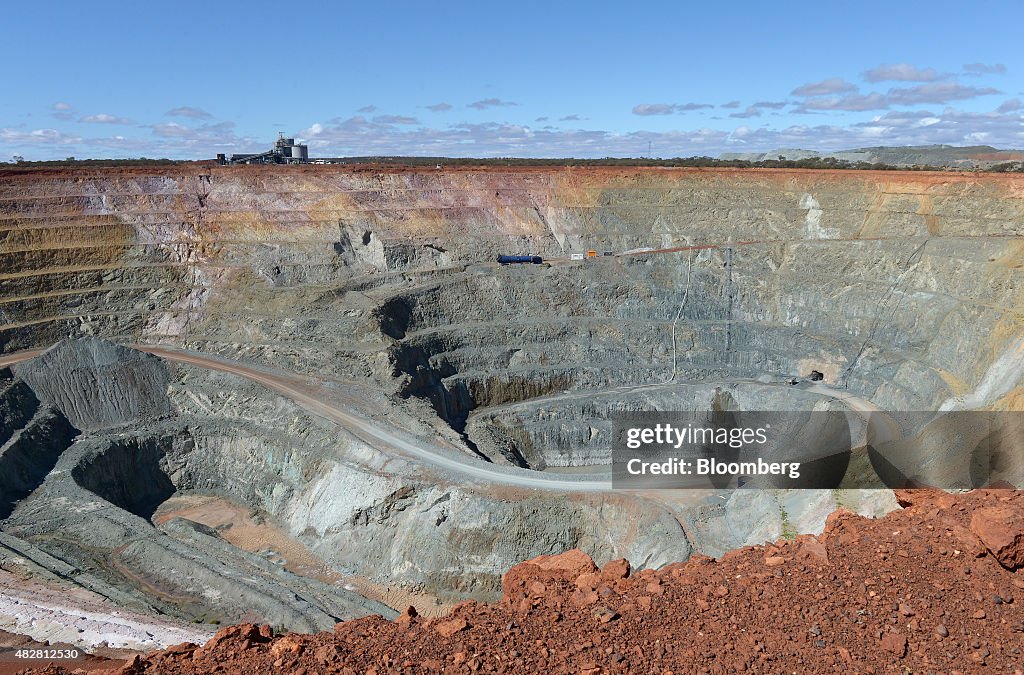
xmin=880 ymin=632 xmax=907 ymax=657
xmin=765 ymin=556 xmax=786 ymax=567
xmin=53 ymin=488 xmax=1024 ymax=675
xmin=798 ymin=537 xmax=831 ymax=564
xmin=526 ymin=549 xmax=599 ymax=576
xmin=435 ymin=617 xmax=469 ymax=637
xmin=601 ymin=558 xmax=630 ymax=581
xmin=314 ymin=644 xmax=337 ymax=664
xmin=894 ymin=488 xmax=956 ymax=509
xmin=950 ymin=523 xmax=989 ymax=558
xmin=571 ymin=589 xmax=600 ymax=607
xmin=270 ymin=636 xmax=305 ymax=657
xmin=971 ymin=506 xmax=1024 ymax=569
xmin=822 ymin=508 xmax=857 ymax=536
xmin=396 ymin=605 xmax=418 ymax=627
xmin=502 ymin=550 xmax=598 ymax=601
xmin=164 ymin=642 xmax=198 ymax=655
xmin=206 ymin=624 xmax=244 ymax=649
xmin=118 ymin=654 xmax=144 ymax=674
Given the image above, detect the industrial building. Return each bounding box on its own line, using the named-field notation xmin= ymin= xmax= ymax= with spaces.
xmin=219 ymin=133 xmax=309 ymax=165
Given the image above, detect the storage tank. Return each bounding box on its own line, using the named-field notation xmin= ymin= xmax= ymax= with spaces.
xmin=497 ymin=255 xmax=543 ymax=264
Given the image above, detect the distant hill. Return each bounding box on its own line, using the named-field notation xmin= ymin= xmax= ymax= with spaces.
xmin=721 ymin=144 xmax=1024 ymax=169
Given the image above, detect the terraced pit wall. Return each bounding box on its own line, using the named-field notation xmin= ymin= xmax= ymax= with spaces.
xmin=1 ymin=166 xmax=1022 ymax=423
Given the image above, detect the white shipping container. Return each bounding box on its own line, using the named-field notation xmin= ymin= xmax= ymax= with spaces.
xmin=570 ymin=253 xmax=585 ymax=261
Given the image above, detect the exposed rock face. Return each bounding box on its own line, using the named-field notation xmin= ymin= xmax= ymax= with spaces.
xmin=1 ymin=167 xmax=1021 ymax=420
xmin=1 ymin=343 xmax=398 ymax=635
xmin=0 ymin=166 xmax=1020 ymax=652
xmin=971 ymin=505 xmax=1024 ymax=569
xmin=13 ymin=337 xmax=170 ymax=432
xmin=26 ymin=488 xmax=1024 ymax=674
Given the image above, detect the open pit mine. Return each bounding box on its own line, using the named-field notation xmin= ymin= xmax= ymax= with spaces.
xmin=0 ymin=164 xmax=1022 ymax=665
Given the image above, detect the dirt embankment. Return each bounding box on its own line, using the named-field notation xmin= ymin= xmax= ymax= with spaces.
xmin=23 ymin=487 xmax=1024 ymax=674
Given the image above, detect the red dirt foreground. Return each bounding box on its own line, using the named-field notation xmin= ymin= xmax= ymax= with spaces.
xmin=23 ymin=489 xmax=1024 ymax=674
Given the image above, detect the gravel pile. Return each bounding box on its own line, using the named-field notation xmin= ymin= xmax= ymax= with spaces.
xmin=26 ymin=487 xmax=1024 ymax=673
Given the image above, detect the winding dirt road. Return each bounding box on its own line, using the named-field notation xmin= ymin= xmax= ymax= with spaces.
xmin=138 ymin=346 xmax=617 ymax=492
xmin=2 ymin=344 xmax=898 ymax=492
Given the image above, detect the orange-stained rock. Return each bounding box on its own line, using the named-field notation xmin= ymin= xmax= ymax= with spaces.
xmin=600 ymin=558 xmax=630 ymax=581
xmin=434 ymin=617 xmax=469 ymax=637
xmin=396 ymin=605 xmax=418 ymax=627
xmin=880 ymin=632 xmax=907 ymax=658
xmin=798 ymin=537 xmax=831 ymax=564
xmin=971 ymin=505 xmax=1024 ymax=569
xmin=27 ymin=488 xmax=1024 ymax=675
xmin=207 ymin=624 xmax=263 ymax=649
xmin=575 ymin=572 xmax=601 ymax=591
xmin=502 ymin=549 xmax=599 ymax=600
xmin=895 ymin=488 xmax=957 ymax=510
xmin=270 ymin=635 xmax=305 ymax=657
xmin=526 ymin=549 xmax=599 ymax=577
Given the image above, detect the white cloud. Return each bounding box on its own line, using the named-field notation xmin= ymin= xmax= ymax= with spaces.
xmin=730 ymin=106 xmax=761 ymax=119
xmin=165 ymin=106 xmax=213 ymax=119
xmin=793 ymin=83 xmax=1001 ymax=112
xmin=791 ymin=78 xmax=857 ymax=97
xmin=80 ymin=113 xmax=134 ymax=124
xmin=1 ymin=128 xmax=81 ymax=145
xmin=796 ymin=93 xmax=889 ymax=112
xmin=51 ymin=102 xmax=75 ymax=121
xmin=864 ymin=63 xmax=942 ymax=83
xmin=149 ymin=122 xmax=193 ymax=137
xmin=632 ymin=103 xmax=675 ymax=116
xmin=632 ymin=102 xmax=713 ymax=116
xmin=6 ymin=67 xmax=1023 ymax=161
xmin=148 ymin=121 xmax=239 ymax=141
xmin=373 ymin=115 xmax=420 ymax=125
xmin=300 ymin=118 xmax=733 ymax=157
xmin=997 ymin=98 xmax=1022 ymax=114
xmin=467 ymin=98 xmax=518 ymax=110
xmin=886 ymin=82 xmax=1000 ymax=105
xmin=964 ymin=63 xmax=1007 ymax=76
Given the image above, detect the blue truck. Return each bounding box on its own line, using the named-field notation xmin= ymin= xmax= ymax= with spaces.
xmin=497 ymin=255 xmax=543 ymax=264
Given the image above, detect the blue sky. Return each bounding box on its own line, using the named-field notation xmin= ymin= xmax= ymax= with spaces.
xmin=3 ymin=0 xmax=1023 ymax=159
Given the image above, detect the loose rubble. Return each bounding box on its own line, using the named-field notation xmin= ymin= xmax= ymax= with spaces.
xmin=22 ymin=487 xmax=1024 ymax=674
